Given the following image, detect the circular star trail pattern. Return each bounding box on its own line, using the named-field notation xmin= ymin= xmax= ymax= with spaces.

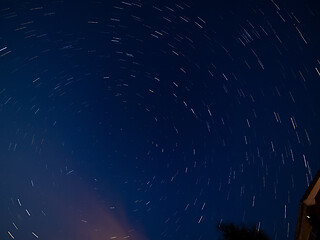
xmin=0 ymin=0 xmax=320 ymax=240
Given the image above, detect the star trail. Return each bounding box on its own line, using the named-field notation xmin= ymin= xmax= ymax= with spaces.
xmin=0 ymin=0 xmax=320 ymax=239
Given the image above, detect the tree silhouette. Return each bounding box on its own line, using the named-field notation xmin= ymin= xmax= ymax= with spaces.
xmin=217 ymin=223 xmax=271 ymax=240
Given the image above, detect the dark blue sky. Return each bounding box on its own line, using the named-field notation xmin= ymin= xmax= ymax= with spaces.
xmin=1 ymin=0 xmax=320 ymax=239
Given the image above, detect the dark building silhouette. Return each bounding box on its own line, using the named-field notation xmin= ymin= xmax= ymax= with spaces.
xmin=295 ymin=170 xmax=320 ymax=240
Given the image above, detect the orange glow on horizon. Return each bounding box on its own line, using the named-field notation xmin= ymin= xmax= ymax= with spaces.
xmin=37 ymin=174 xmax=148 ymax=240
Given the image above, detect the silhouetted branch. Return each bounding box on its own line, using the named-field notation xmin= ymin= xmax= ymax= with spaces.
xmin=217 ymin=223 xmax=271 ymax=240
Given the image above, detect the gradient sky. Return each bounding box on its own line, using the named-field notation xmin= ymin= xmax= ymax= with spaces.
xmin=1 ymin=0 xmax=320 ymax=239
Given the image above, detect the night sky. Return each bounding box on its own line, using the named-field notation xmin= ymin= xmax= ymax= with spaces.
xmin=1 ymin=0 xmax=320 ymax=239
